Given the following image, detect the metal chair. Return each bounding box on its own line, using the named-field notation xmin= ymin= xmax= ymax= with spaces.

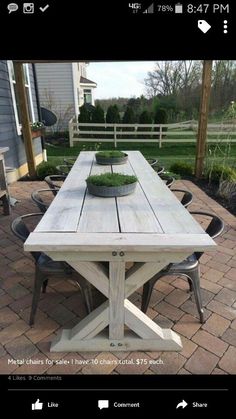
xmin=159 ymin=173 xmax=175 ymax=188
xmin=11 ymin=213 xmax=93 ymax=325
xmin=63 ymin=157 xmax=76 ymax=167
xmin=0 ymin=190 xmax=11 ymax=215
xmin=153 ymin=166 xmax=165 ymax=175
xmin=56 ymin=165 xmax=71 ymax=176
xmin=31 ymin=189 xmax=59 ymax=213
xmin=141 ymin=211 xmax=224 ymax=323
xmin=146 ymin=158 xmax=158 ymax=167
xmin=44 ymin=175 xmax=66 ymax=196
xmin=171 ymin=188 xmax=193 ymax=208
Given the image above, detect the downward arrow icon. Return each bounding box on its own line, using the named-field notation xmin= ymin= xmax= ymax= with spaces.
xmin=176 ymin=400 xmax=188 ymax=409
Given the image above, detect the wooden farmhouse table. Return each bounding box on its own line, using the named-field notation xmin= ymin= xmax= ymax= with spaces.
xmin=24 ymin=151 xmax=216 ymax=352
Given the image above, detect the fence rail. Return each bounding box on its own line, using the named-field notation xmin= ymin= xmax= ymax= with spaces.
xmin=68 ymin=117 xmax=236 ymax=148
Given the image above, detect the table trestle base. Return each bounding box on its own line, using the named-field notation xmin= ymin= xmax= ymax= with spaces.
xmin=51 ymin=329 xmax=182 ymax=352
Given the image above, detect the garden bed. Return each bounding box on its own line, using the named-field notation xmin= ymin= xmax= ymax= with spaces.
xmin=192 ymin=177 xmax=236 ymax=216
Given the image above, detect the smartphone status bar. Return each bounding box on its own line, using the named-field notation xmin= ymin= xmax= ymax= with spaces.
xmin=128 ymin=3 xmax=230 ymax=14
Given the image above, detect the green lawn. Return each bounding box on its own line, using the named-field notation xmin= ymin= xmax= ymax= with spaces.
xmin=46 ymin=142 xmax=236 ymax=170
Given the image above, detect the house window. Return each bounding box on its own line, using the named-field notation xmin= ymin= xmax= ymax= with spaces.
xmin=7 ymin=61 xmax=35 ymax=135
xmin=84 ymin=89 xmax=92 ymax=104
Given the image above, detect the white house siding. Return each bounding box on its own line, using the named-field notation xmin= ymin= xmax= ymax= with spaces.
xmin=36 ymin=63 xmax=75 ymax=131
xmin=72 ymin=62 xmax=89 ymax=108
xmin=72 ymin=63 xmax=80 ymax=118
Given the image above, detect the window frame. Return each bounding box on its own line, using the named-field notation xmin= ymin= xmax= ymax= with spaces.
xmin=83 ymin=88 xmax=92 ymax=104
xmin=7 ymin=61 xmax=36 ymax=136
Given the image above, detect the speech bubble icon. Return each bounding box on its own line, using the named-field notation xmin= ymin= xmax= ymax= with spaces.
xmin=7 ymin=3 xmax=18 ymax=14
xmin=198 ymin=20 xmax=211 ymax=34
xmin=98 ymin=400 xmax=109 ymax=410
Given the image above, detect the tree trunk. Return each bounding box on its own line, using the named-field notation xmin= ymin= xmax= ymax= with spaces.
xmin=195 ymin=60 xmax=213 ymax=179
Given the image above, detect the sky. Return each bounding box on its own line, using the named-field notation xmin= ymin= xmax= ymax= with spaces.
xmin=86 ymin=61 xmax=156 ymax=100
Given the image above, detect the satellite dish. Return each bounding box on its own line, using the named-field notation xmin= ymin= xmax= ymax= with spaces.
xmin=40 ymin=107 xmax=57 ymax=127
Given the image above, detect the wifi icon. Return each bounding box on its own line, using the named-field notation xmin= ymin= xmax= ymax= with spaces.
xmin=143 ymin=3 xmax=154 ymax=13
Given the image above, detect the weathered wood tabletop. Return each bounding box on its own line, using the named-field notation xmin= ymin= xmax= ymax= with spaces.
xmin=24 ymin=151 xmax=216 ymax=352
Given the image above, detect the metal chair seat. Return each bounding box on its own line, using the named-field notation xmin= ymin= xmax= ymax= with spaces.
xmin=141 ymin=211 xmax=224 ymax=323
xmin=11 ymin=213 xmax=93 ymax=325
xmin=37 ymin=253 xmax=71 ymax=274
xmin=168 ymin=254 xmax=198 ymax=272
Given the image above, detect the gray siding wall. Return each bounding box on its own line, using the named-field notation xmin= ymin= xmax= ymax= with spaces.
xmin=0 ymin=61 xmax=42 ymax=170
xmin=35 ymin=63 xmax=75 ymax=130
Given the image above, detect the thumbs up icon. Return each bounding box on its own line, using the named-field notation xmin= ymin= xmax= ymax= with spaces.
xmin=31 ymin=399 xmax=43 ymax=410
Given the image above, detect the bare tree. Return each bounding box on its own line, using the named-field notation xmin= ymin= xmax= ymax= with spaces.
xmin=41 ymin=89 xmax=74 ymax=132
xmin=211 ymin=61 xmax=236 ymax=111
xmin=144 ymin=61 xmax=202 ymax=98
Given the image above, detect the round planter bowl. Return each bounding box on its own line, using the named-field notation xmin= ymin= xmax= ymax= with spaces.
xmin=86 ymin=181 xmax=137 ymax=197
xmin=95 ymin=153 xmax=128 ymax=165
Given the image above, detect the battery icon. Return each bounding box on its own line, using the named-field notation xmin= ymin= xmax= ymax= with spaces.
xmin=175 ymin=3 xmax=183 ymax=13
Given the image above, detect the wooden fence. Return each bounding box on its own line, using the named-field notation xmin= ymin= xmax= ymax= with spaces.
xmin=68 ymin=117 xmax=236 ymax=148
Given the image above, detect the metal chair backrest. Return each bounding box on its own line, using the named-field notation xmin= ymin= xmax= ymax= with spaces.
xmin=31 ymin=189 xmax=59 ymax=213
xmin=56 ymin=165 xmax=71 ymax=176
xmin=44 ymin=175 xmax=66 ymax=196
xmin=159 ymin=174 xmax=175 ymax=188
xmin=154 ymin=166 xmax=165 ymax=175
xmin=190 ymin=211 xmax=224 ymax=260
xmin=171 ymin=188 xmax=193 ymax=208
xmin=146 ymin=158 xmax=158 ymax=167
xmin=181 ymin=190 xmax=193 ymax=207
xmin=63 ymin=158 xmax=76 ymax=167
xmin=11 ymin=213 xmax=43 ymax=261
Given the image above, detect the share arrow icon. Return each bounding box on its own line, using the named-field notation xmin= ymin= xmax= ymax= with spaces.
xmin=176 ymin=400 xmax=188 ymax=409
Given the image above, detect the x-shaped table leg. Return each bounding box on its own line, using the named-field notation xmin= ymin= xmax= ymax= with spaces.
xmin=51 ymin=257 xmax=187 ymax=352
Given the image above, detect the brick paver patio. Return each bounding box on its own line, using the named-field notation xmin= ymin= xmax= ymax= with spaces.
xmin=0 ymin=179 xmax=236 ymax=375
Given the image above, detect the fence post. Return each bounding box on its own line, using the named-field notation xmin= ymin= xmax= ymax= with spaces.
xmin=159 ymin=125 xmax=162 ymax=148
xmin=69 ymin=118 xmax=74 ymax=148
xmin=114 ymin=124 xmax=117 ymax=148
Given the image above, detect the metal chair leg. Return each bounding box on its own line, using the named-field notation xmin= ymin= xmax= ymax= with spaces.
xmin=74 ymin=274 xmax=94 ymax=314
xmin=42 ymin=279 xmax=48 ymax=293
xmin=187 ymin=278 xmax=193 ymax=292
xmin=29 ymin=269 xmax=45 ymax=326
xmin=187 ymin=267 xmax=204 ymax=323
xmin=2 ymin=194 xmax=11 ymax=215
xmin=141 ymin=271 xmax=163 ymax=313
xmin=81 ymin=284 xmax=94 ymax=314
xmin=141 ymin=280 xmax=155 ymax=313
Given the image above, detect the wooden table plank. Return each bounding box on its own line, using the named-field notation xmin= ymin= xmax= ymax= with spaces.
xmin=35 ymin=152 xmax=92 ymax=232
xmin=24 ymin=232 xmax=216 ymax=253
xmin=78 ymin=161 xmax=119 ymax=233
xmin=112 ymin=161 xmax=163 ymax=233
xmin=127 ymin=151 xmax=205 ymax=234
xmin=109 ymin=262 xmax=125 ymax=339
